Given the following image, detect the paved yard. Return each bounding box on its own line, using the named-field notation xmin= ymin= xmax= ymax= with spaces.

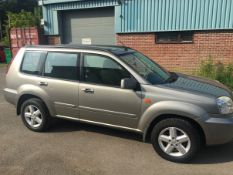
xmin=1 ymin=65 xmax=233 ymax=175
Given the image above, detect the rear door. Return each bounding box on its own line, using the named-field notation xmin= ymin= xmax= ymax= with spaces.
xmin=78 ymin=53 xmax=142 ymax=129
xmin=39 ymin=52 xmax=80 ymax=118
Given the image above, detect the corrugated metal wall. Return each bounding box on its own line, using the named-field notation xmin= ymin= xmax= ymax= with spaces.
xmin=118 ymin=0 xmax=233 ymax=33
xmin=42 ymin=0 xmax=233 ymax=35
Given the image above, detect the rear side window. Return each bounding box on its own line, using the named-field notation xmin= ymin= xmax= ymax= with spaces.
xmin=21 ymin=51 xmax=43 ymax=75
xmin=44 ymin=52 xmax=79 ymax=81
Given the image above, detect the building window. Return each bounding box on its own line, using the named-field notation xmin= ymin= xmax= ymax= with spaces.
xmin=156 ymin=32 xmax=193 ymax=44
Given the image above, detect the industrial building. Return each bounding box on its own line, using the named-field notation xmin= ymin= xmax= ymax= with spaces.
xmin=41 ymin=0 xmax=233 ymax=72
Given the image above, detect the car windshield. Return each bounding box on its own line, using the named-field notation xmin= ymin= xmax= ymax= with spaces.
xmin=119 ymin=52 xmax=171 ymax=84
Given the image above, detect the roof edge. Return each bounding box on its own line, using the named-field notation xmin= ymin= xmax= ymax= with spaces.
xmin=41 ymin=0 xmax=84 ymax=5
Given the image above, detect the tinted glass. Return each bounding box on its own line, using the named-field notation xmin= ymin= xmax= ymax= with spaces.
xmin=21 ymin=52 xmax=43 ymax=75
xmin=44 ymin=52 xmax=79 ymax=81
xmin=156 ymin=32 xmax=193 ymax=43
xmin=119 ymin=52 xmax=171 ymax=84
xmin=83 ymin=54 xmax=131 ymax=87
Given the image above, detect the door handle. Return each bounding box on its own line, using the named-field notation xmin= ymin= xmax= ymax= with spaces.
xmin=81 ymin=88 xmax=94 ymax=93
xmin=39 ymin=82 xmax=48 ymax=86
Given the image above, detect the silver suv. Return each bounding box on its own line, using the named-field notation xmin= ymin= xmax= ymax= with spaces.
xmin=4 ymin=45 xmax=233 ymax=163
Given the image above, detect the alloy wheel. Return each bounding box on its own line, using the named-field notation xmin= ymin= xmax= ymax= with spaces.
xmin=24 ymin=105 xmax=43 ymax=128
xmin=158 ymin=127 xmax=191 ymax=157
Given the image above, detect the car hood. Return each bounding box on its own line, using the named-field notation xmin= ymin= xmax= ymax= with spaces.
xmin=163 ymin=73 xmax=232 ymax=98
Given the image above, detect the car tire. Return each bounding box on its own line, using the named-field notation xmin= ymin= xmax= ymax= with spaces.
xmin=21 ymin=98 xmax=51 ymax=132
xmin=151 ymin=118 xmax=201 ymax=163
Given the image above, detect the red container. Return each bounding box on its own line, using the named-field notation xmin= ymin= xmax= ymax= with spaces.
xmin=0 ymin=46 xmax=6 ymax=63
xmin=10 ymin=27 xmax=45 ymax=58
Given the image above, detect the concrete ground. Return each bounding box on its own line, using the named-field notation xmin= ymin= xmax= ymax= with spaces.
xmin=1 ymin=65 xmax=233 ymax=175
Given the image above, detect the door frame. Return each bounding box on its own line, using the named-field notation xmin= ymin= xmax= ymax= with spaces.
xmin=39 ymin=50 xmax=81 ymax=117
xmin=78 ymin=51 xmax=143 ymax=125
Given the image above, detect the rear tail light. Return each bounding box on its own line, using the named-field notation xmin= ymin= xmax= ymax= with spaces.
xmin=6 ymin=57 xmax=15 ymax=74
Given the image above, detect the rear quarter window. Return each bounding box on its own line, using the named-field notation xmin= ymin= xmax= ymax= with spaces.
xmin=21 ymin=51 xmax=44 ymax=75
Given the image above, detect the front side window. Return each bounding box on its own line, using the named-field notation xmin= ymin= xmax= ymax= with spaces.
xmin=21 ymin=51 xmax=44 ymax=75
xmin=44 ymin=52 xmax=79 ymax=81
xmin=83 ymin=54 xmax=131 ymax=87
xmin=119 ymin=52 xmax=171 ymax=84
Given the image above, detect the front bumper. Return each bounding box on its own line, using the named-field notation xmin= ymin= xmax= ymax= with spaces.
xmin=200 ymin=113 xmax=233 ymax=145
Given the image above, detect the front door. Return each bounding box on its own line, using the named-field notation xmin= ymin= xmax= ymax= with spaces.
xmin=79 ymin=53 xmax=142 ymax=129
xmin=39 ymin=52 xmax=80 ymax=118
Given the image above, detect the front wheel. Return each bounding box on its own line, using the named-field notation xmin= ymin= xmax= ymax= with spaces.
xmin=151 ymin=118 xmax=201 ymax=163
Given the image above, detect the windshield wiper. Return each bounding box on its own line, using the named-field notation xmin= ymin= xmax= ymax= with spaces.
xmin=166 ymin=72 xmax=178 ymax=83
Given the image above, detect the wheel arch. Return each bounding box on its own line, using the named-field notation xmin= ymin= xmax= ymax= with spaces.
xmin=143 ymin=114 xmax=206 ymax=146
xmin=17 ymin=94 xmax=52 ymax=116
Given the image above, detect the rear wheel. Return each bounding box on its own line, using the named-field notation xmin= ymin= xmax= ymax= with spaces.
xmin=151 ymin=118 xmax=201 ymax=163
xmin=21 ymin=98 xmax=51 ymax=132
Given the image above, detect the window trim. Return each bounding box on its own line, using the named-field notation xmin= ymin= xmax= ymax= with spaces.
xmin=80 ymin=52 xmax=136 ymax=89
xmin=156 ymin=32 xmax=194 ymax=44
xmin=20 ymin=51 xmax=47 ymax=76
xmin=41 ymin=51 xmax=81 ymax=82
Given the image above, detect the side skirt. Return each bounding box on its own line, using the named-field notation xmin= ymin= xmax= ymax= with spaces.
xmin=56 ymin=115 xmax=143 ymax=134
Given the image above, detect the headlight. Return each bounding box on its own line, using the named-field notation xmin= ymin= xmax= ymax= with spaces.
xmin=216 ymin=96 xmax=233 ymax=114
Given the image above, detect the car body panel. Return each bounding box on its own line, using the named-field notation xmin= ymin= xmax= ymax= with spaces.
xmin=198 ymin=114 xmax=233 ymax=145
xmin=165 ymin=73 xmax=232 ymax=98
xmin=79 ymin=83 xmax=142 ymax=128
xmin=37 ymin=77 xmax=80 ymax=118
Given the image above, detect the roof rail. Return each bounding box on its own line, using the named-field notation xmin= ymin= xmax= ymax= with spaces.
xmin=24 ymin=44 xmax=131 ymax=51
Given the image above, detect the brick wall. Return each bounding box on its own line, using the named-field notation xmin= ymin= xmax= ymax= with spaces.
xmin=117 ymin=31 xmax=233 ymax=73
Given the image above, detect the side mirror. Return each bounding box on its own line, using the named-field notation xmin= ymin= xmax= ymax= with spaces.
xmin=121 ymin=78 xmax=137 ymax=90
